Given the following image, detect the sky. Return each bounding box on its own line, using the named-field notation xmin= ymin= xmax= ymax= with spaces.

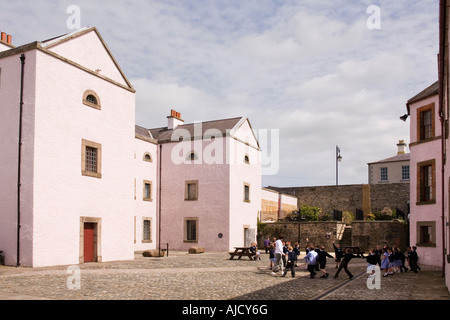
xmin=0 ymin=0 xmax=440 ymax=187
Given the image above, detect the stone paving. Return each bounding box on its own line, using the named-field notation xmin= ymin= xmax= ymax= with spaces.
xmin=0 ymin=252 xmax=448 ymax=301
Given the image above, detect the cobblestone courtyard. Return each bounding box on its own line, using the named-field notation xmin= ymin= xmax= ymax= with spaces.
xmin=0 ymin=252 xmax=448 ymax=301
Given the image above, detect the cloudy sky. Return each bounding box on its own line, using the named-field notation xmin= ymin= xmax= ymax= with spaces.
xmin=0 ymin=0 xmax=439 ymax=187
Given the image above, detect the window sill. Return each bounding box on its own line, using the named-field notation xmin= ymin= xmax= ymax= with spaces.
xmin=183 ymin=240 xmax=198 ymax=243
xmin=82 ymin=171 xmax=102 ymax=179
xmin=416 ymin=200 xmax=436 ymax=206
xmin=141 ymin=240 xmax=153 ymax=244
xmin=83 ymin=100 xmax=101 ymax=110
xmin=185 ymin=198 xmax=198 ymax=201
xmin=143 ymin=198 xmax=153 ymax=202
xmin=416 ymin=243 xmax=436 ymax=248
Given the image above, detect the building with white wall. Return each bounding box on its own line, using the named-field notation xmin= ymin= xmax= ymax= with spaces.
xmin=367 ymin=141 xmax=410 ymax=185
xmin=0 ymin=27 xmax=262 ymax=267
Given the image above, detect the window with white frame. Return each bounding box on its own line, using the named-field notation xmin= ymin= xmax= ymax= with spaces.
xmin=402 ymin=165 xmax=410 ymax=181
xmin=380 ymin=167 xmax=388 ymax=182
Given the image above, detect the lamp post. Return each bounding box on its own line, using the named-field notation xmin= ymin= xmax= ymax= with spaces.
xmin=336 ymin=146 xmax=342 ymax=186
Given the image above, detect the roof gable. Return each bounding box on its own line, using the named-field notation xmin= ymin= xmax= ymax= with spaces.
xmin=40 ymin=27 xmax=132 ymax=90
xmin=229 ymin=117 xmax=260 ymax=150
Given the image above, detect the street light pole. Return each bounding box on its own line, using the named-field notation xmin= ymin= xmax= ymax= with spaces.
xmin=336 ymin=146 xmax=342 ymax=186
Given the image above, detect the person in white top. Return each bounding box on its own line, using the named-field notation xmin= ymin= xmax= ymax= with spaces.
xmin=305 ymin=248 xmax=319 ymax=278
xmin=271 ymin=236 xmax=285 ymax=275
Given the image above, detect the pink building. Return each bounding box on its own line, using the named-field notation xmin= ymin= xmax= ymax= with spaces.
xmin=406 ymin=81 xmax=443 ymax=268
xmin=0 ymin=27 xmax=261 ymax=267
xmin=439 ymin=0 xmax=450 ymax=292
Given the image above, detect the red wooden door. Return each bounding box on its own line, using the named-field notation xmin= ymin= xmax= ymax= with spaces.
xmin=84 ymin=223 xmax=95 ymax=262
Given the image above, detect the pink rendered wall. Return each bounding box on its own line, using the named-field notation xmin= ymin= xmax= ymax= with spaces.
xmin=159 ymin=137 xmax=231 ymax=252
xmin=133 ymin=137 xmax=158 ymax=252
xmin=30 ymin=48 xmax=136 ymax=267
xmin=0 ymin=50 xmax=37 ymax=266
xmin=409 ymin=94 xmax=443 ymax=267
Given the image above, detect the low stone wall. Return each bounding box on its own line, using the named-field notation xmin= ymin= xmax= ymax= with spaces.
xmin=258 ymin=221 xmax=345 ymax=251
xmin=352 ymin=220 xmax=409 ymax=251
xmin=268 ymin=183 xmax=410 ymax=220
xmin=258 ymin=220 xmax=408 ymax=253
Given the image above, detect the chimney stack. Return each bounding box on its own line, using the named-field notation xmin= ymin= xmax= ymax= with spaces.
xmin=397 ymin=140 xmax=407 ymax=155
xmin=167 ymin=109 xmax=184 ymax=130
xmin=0 ymin=31 xmax=12 ymax=45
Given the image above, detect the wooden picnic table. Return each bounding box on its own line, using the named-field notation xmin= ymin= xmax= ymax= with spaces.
xmin=229 ymin=247 xmax=255 ymax=260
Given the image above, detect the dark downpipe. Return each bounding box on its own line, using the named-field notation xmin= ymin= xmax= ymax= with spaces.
xmin=438 ymin=0 xmax=446 ymax=278
xmin=17 ymin=54 xmax=25 ymax=267
xmin=158 ymin=144 xmax=162 ymax=257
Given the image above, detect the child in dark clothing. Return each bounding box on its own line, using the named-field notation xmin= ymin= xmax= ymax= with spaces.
xmin=366 ymin=249 xmax=379 ymax=278
xmin=282 ymin=246 xmax=297 ymax=278
xmin=407 ymin=246 xmax=419 ymax=273
xmin=333 ymin=242 xmax=343 ymax=269
xmin=318 ymin=246 xmax=336 ymax=278
xmin=396 ymin=247 xmax=408 ymax=272
xmin=334 ymin=248 xmax=360 ymax=279
xmin=293 ymin=243 xmax=300 ymax=267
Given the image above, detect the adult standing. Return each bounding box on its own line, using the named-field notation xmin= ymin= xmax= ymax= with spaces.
xmin=271 ymin=236 xmax=285 ymax=276
xmin=263 ymin=237 xmax=271 ymax=254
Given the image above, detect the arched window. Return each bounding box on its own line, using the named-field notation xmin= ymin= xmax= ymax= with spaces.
xmin=82 ymin=90 xmax=101 ymax=110
xmin=143 ymin=153 xmax=153 ymax=163
xmin=244 ymin=155 xmax=250 ymax=164
xmin=186 ymin=151 xmax=198 ymax=161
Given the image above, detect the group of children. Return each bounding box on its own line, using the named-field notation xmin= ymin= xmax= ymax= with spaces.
xmin=366 ymin=245 xmax=420 ymax=277
xmin=263 ymin=237 xmax=420 ymax=279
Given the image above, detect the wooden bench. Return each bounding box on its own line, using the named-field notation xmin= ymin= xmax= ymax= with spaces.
xmin=229 ymin=247 xmax=256 ymax=260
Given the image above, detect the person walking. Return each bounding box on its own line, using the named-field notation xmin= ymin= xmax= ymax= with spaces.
xmin=282 ymin=246 xmax=297 ymax=278
xmin=334 ymin=248 xmax=360 ymax=279
xmin=380 ymin=247 xmax=390 ymax=276
xmin=318 ymin=246 xmax=336 ymax=278
xmin=305 ymin=247 xmax=319 ymax=279
xmin=407 ymin=246 xmax=419 ymax=273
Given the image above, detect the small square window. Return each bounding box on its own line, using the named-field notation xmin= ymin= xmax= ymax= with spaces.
xmin=143 ymin=181 xmax=153 ymax=201
xmin=184 ymin=218 xmax=198 ymax=242
xmin=243 ymin=183 xmax=250 ymax=202
xmin=81 ymin=139 xmax=102 ymax=179
xmin=143 ymin=219 xmax=152 ymax=242
xmin=185 ymin=181 xmax=198 ymax=201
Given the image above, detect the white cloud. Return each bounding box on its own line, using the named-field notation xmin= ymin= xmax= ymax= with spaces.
xmin=0 ymin=0 xmax=439 ymax=187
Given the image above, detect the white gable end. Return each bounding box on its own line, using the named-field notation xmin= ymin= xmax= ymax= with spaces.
xmin=42 ymin=28 xmax=130 ymax=87
xmin=230 ymin=118 xmax=259 ymax=150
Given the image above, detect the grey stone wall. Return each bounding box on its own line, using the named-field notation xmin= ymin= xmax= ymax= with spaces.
xmin=268 ymin=183 xmax=409 ymax=220
xmin=258 ymin=220 xmax=408 ymax=253
xmin=352 ymin=220 xmax=409 ymax=251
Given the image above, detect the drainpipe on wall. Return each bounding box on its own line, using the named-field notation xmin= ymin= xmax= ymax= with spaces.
xmin=438 ymin=0 xmax=446 ymax=278
xmin=16 ymin=54 xmax=25 ymax=267
xmin=158 ymin=144 xmax=162 ymax=257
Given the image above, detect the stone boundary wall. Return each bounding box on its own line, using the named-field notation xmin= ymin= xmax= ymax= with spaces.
xmin=258 ymin=221 xmax=346 ymax=251
xmin=258 ymin=220 xmax=408 ymax=253
xmin=268 ymin=183 xmax=409 ymax=219
xmin=352 ymin=220 xmax=409 ymax=251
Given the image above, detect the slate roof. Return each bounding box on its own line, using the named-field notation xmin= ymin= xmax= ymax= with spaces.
xmin=406 ymin=81 xmax=439 ymax=113
xmin=368 ymin=153 xmax=410 ymax=165
xmin=135 ymin=117 xmax=244 ymax=143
